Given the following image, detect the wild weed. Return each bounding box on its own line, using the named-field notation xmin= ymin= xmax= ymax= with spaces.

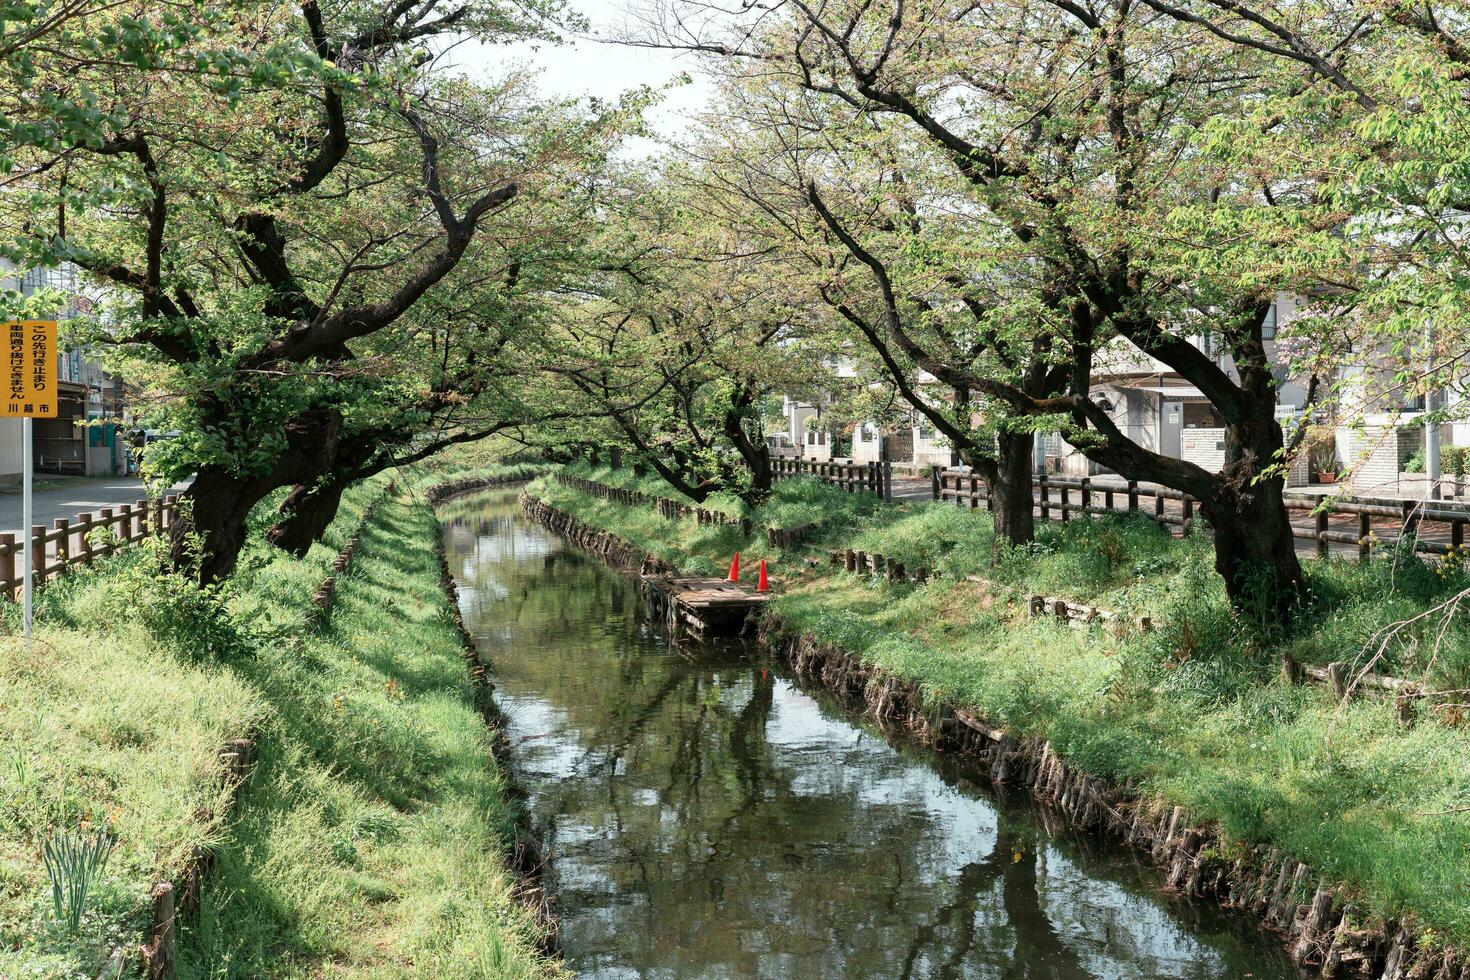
xmin=42 ymin=818 xmax=113 ymax=933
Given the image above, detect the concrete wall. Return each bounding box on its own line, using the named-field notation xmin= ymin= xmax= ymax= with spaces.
xmin=801 ymin=428 xmax=833 ymax=462
xmin=1344 ymin=426 xmax=1422 ymax=496
xmin=1180 ymin=427 xmax=1227 ymax=472
xmin=0 ymin=419 xmax=21 ymax=486
xmin=784 ymin=401 xmax=819 ymax=444
xmin=852 ymin=423 xmax=881 ymax=463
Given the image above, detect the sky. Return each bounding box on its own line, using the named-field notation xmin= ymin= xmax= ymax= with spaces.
xmin=436 ymin=0 xmax=717 ymax=148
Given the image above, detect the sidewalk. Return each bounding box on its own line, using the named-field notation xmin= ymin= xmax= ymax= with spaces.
xmin=0 ymin=477 xmax=189 ymax=534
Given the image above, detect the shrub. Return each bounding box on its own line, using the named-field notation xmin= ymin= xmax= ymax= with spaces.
xmin=95 ymin=533 xmax=250 ymax=661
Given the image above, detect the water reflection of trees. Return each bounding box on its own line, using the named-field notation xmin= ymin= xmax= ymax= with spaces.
xmin=440 ymin=495 xmax=1297 ymax=980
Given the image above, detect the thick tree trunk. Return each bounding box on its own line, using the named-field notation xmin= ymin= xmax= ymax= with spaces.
xmin=268 ymin=478 xmax=350 ymax=557
xmin=1198 ymin=465 xmax=1306 ymax=631
xmin=173 ymin=407 xmax=346 ymax=582
xmin=170 ymin=467 xmax=273 ymax=583
xmin=747 ymin=447 xmax=772 ymax=504
xmin=267 ymin=438 xmax=377 ymax=556
xmin=725 ymin=419 xmax=773 ymax=506
xmin=990 ymin=431 xmax=1036 ymax=547
xmin=968 ymin=432 xmax=1037 ymax=548
xmin=1073 ymin=399 xmax=1307 ymax=629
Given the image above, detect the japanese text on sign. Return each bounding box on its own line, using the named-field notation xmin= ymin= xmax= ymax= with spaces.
xmin=3 ymin=321 xmax=57 ymax=418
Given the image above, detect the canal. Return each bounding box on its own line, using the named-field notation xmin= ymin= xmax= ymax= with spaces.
xmin=440 ymin=488 xmax=1303 ymax=979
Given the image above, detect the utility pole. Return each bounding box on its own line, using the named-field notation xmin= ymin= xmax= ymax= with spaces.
xmin=1427 ymin=321 xmax=1441 ymax=500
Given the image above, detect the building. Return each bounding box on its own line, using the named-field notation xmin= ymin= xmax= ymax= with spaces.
xmin=0 ymin=261 xmax=129 ymax=485
xmin=774 ymin=357 xmax=956 ymax=469
xmin=779 ymin=292 xmax=1462 ymax=496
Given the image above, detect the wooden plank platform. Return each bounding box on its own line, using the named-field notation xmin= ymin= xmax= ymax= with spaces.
xmin=641 ymin=575 xmax=770 ymax=638
xmin=643 ymin=575 xmax=771 ymax=608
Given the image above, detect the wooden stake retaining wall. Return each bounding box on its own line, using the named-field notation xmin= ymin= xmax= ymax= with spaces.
xmin=555 ymin=472 xmax=753 ymax=534
xmin=521 ymin=493 xmax=676 ymax=575
xmin=522 ymin=489 xmax=1464 ymax=979
xmin=758 ymin=618 xmax=1460 ymax=980
xmin=425 ymin=473 xmax=537 ymax=506
xmin=308 ymin=482 xmax=393 ymax=629
xmin=428 ymin=485 xmax=558 ymax=952
xmin=824 ymin=546 xmax=1155 ymax=635
xmin=133 ymin=736 xmax=255 ymax=979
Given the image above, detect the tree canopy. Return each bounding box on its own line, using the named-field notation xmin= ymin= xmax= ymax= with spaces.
xmin=3 ymin=0 xmax=1469 ymax=629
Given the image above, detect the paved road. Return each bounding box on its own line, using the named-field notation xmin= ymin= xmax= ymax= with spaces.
xmin=0 ymin=478 xmax=189 ymax=533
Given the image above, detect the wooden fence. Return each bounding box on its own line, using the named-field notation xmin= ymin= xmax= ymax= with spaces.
xmin=0 ymin=494 xmax=181 ymax=597
xmin=935 ymin=469 xmax=1470 ymax=563
xmin=771 ymin=457 xmax=894 ymax=502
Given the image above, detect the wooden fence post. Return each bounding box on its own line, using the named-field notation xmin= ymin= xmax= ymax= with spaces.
xmin=1127 ymin=480 xmax=1138 ymax=511
xmin=968 ymin=473 xmax=979 ymax=510
xmin=931 ymin=467 xmax=940 ymax=500
xmin=99 ymin=508 xmax=114 ymax=556
xmin=0 ymin=532 xmax=14 ymax=598
xmin=1359 ymin=511 xmax=1372 ymax=562
xmin=1080 ymin=477 xmax=1091 ymax=513
xmin=1039 ymin=475 xmax=1050 ymax=521
xmin=882 ymin=460 xmax=893 ymax=503
xmin=1316 ymin=508 xmax=1329 ymax=559
xmin=30 ymin=524 xmax=45 ymax=582
xmin=52 ymin=518 xmax=68 ymax=571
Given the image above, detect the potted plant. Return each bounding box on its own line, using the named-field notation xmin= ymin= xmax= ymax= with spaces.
xmin=1308 ymin=427 xmax=1340 ymax=484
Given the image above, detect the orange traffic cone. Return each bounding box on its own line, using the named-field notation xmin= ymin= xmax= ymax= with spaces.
xmin=756 ymin=559 xmax=769 ymax=593
xmin=727 ymin=552 xmax=740 ymax=582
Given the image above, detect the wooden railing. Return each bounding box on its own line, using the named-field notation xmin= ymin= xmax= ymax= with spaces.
xmin=771 ymin=457 xmax=894 ymax=502
xmin=935 ymin=469 xmax=1470 ymax=563
xmin=936 ymin=471 xmax=1200 ymax=528
xmin=0 ymin=493 xmax=181 ymax=597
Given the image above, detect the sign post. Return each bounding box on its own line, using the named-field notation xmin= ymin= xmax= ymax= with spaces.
xmin=3 ymin=321 xmax=58 ymax=642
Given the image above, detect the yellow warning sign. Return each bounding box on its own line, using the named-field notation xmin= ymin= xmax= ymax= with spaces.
xmin=2 ymin=320 xmax=57 ymax=418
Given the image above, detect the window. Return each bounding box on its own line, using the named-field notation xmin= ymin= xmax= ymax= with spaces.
xmin=861 ymin=424 xmax=876 ymax=442
xmin=917 ymin=423 xmax=937 ymax=441
xmin=1183 ymin=403 xmax=1221 ymax=429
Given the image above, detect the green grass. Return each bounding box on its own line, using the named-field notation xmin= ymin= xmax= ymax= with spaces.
xmin=1 ymin=472 xmax=558 ymax=979
xmin=0 ymin=582 xmax=262 ymax=978
xmin=530 ymin=462 xmax=1470 ymax=948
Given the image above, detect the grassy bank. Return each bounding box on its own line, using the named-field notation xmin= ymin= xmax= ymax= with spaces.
xmin=529 ymin=464 xmax=1470 ymax=949
xmin=2 ymin=470 xmax=556 ymax=979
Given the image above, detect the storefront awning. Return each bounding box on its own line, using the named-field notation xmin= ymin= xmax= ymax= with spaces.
xmin=1124 ymin=385 xmax=1206 ymax=398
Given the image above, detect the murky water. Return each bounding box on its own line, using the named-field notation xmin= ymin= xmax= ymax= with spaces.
xmin=440 ymin=489 xmax=1302 ymax=979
